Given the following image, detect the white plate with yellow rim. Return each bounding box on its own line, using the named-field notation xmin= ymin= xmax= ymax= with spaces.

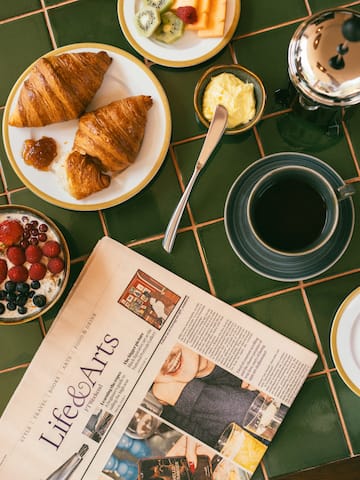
xmin=2 ymin=43 xmax=171 ymax=211
xmin=118 ymin=0 xmax=241 ymax=67
xmin=331 ymin=286 xmax=360 ymax=396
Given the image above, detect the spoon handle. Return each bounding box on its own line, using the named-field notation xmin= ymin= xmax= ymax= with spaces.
xmin=162 ymin=105 xmax=228 ymax=253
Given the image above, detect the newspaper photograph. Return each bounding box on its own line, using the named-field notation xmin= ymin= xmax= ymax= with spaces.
xmin=0 ymin=237 xmax=317 ymax=479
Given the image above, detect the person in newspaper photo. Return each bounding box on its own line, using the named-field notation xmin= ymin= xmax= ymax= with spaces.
xmin=150 ymin=343 xmax=288 ymax=449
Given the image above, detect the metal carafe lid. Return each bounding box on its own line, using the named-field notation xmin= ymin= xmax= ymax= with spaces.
xmin=288 ymin=8 xmax=360 ymax=107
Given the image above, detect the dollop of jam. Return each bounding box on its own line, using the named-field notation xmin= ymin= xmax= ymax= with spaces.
xmin=22 ymin=136 xmax=57 ymax=170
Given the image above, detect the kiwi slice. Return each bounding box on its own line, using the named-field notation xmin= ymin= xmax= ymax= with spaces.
xmin=154 ymin=11 xmax=184 ymax=44
xmin=134 ymin=6 xmax=161 ymax=37
xmin=143 ymin=0 xmax=173 ymax=13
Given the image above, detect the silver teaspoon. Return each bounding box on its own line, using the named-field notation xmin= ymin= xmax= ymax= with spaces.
xmin=162 ymin=104 xmax=228 ymax=253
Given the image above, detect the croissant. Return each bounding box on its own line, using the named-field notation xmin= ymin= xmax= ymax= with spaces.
xmin=73 ymin=95 xmax=153 ymax=173
xmin=65 ymin=151 xmax=110 ymax=199
xmin=9 ymin=51 xmax=112 ymax=127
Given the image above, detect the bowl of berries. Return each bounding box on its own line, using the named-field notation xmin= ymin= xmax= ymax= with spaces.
xmin=0 ymin=205 xmax=70 ymax=325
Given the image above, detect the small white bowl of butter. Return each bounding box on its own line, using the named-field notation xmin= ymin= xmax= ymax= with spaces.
xmin=194 ymin=64 xmax=266 ymax=135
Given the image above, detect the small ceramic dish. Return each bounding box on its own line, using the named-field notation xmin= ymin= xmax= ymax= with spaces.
xmin=0 ymin=205 xmax=70 ymax=325
xmin=193 ymin=64 xmax=266 ymax=135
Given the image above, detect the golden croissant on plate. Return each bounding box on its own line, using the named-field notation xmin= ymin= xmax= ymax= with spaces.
xmin=65 ymin=151 xmax=111 ymax=199
xmin=73 ymin=95 xmax=153 ymax=173
xmin=9 ymin=51 xmax=112 ymax=127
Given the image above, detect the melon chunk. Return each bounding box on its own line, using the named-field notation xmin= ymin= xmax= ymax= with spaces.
xmin=198 ymin=0 xmax=226 ymax=37
xmin=187 ymin=0 xmax=210 ymax=30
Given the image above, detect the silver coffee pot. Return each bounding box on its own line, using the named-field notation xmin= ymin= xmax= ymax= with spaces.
xmin=288 ymin=8 xmax=360 ymax=111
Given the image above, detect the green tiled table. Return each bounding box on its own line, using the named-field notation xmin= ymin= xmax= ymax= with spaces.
xmin=1 ymin=1 xmax=360 ymax=479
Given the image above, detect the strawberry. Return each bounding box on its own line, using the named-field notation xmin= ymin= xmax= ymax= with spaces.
xmin=7 ymin=245 xmax=26 ymax=265
xmin=29 ymin=262 xmax=47 ymax=281
xmin=42 ymin=240 xmax=61 ymax=258
xmin=25 ymin=244 xmax=43 ymax=263
xmin=8 ymin=265 xmax=28 ymax=283
xmin=0 ymin=259 xmax=8 ymax=283
xmin=176 ymin=6 xmax=197 ymax=24
xmin=0 ymin=220 xmax=24 ymax=247
xmin=47 ymin=257 xmax=64 ymax=274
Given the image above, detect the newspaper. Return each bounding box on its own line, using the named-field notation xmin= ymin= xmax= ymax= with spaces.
xmin=0 ymin=237 xmax=317 ymax=480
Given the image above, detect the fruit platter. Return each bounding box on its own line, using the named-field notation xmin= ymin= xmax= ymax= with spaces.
xmin=0 ymin=205 xmax=70 ymax=325
xmin=118 ymin=0 xmax=241 ymax=67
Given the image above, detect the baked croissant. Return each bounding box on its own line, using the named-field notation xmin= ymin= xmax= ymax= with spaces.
xmin=65 ymin=151 xmax=110 ymax=199
xmin=73 ymin=95 xmax=153 ymax=173
xmin=9 ymin=51 xmax=112 ymax=127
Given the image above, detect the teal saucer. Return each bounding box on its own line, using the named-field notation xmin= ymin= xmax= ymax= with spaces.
xmin=224 ymin=152 xmax=355 ymax=282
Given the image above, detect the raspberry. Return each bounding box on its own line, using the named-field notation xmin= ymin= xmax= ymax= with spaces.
xmin=8 ymin=265 xmax=28 ymax=283
xmin=176 ymin=6 xmax=197 ymax=24
xmin=47 ymin=257 xmax=64 ymax=274
xmin=42 ymin=240 xmax=61 ymax=258
xmin=7 ymin=246 xmax=26 ymax=265
xmin=29 ymin=262 xmax=47 ymax=281
xmin=0 ymin=259 xmax=8 ymax=283
xmin=25 ymin=244 xmax=43 ymax=263
xmin=0 ymin=220 xmax=24 ymax=247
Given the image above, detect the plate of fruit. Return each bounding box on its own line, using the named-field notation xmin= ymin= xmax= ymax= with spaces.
xmin=118 ymin=0 xmax=241 ymax=67
xmin=0 ymin=205 xmax=70 ymax=325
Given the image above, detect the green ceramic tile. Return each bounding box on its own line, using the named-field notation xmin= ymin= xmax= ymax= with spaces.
xmin=309 ymin=0 xmax=360 ymax=12
xmin=9 ymin=189 xmax=105 ymax=258
xmin=0 ymin=368 xmax=26 ymax=416
xmin=0 ymin=111 xmax=25 ymax=191
xmin=104 ymin=154 xmax=190 ymax=244
xmin=257 ymin=114 xmax=358 ymax=180
xmin=332 ymin=371 xmax=360 ymax=454
xmin=264 ymin=376 xmax=349 ymax=476
xmin=305 ymin=272 xmax=360 ymax=367
xmin=44 ymin=0 xmax=69 ymax=5
xmin=174 ymin=130 xmax=261 ymax=223
xmin=346 ymin=106 xmax=360 ymax=163
xmin=47 ymin=0 xmax=139 ymax=55
xmin=151 ymin=48 xmax=233 ymax=142
xmin=0 ymin=0 xmax=41 ymax=21
xmin=133 ymin=233 xmax=210 ymax=292
xmin=240 ymin=291 xmax=322 ymax=372
xmin=232 ymin=25 xmax=296 ymax=115
xmin=198 ymin=222 xmax=295 ymax=303
xmin=236 ymin=0 xmax=308 ymax=35
xmin=0 ymin=14 xmax=52 ymax=106
xmin=0 ymin=320 xmax=43 ymax=370
xmin=251 ymin=467 xmax=264 ymax=480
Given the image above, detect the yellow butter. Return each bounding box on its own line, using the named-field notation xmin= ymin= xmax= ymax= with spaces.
xmin=202 ymin=72 xmax=256 ymax=128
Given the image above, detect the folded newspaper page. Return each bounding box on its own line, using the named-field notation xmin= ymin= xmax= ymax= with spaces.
xmin=0 ymin=237 xmax=317 ymax=480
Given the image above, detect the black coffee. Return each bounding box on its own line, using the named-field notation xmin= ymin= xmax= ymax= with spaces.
xmin=251 ymin=177 xmax=327 ymax=252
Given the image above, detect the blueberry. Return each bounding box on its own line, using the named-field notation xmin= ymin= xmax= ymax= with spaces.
xmin=33 ymin=294 xmax=46 ymax=308
xmin=28 ymin=290 xmax=35 ymax=298
xmin=16 ymin=294 xmax=28 ymax=307
xmin=18 ymin=306 xmax=28 ymax=315
xmin=7 ymin=302 xmax=16 ymax=311
xmin=0 ymin=290 xmax=6 ymax=301
xmin=0 ymin=303 xmax=5 ymax=315
xmin=5 ymin=281 xmax=16 ymax=292
xmin=6 ymin=292 xmax=16 ymax=303
xmin=31 ymin=280 xmax=41 ymax=290
xmin=16 ymin=282 xmax=30 ymax=294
